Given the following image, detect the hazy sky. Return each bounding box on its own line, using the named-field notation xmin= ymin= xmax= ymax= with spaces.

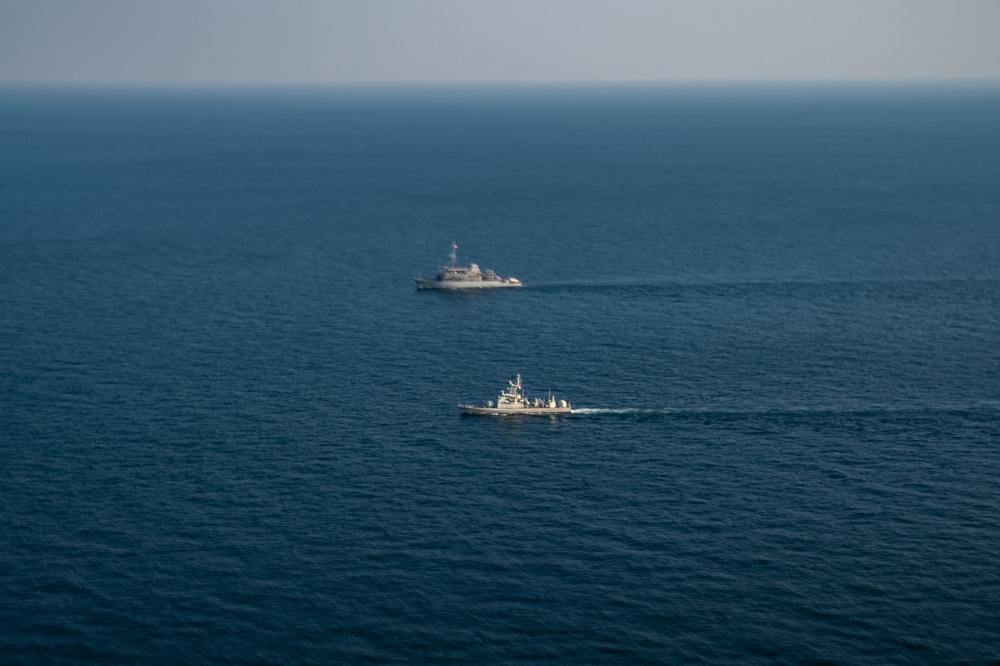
xmin=2 ymin=0 xmax=999 ymax=84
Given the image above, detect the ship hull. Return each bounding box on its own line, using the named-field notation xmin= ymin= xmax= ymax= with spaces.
xmin=415 ymin=278 xmax=521 ymax=290
xmin=459 ymin=404 xmax=572 ymax=416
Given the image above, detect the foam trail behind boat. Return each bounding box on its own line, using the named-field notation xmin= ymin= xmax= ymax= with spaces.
xmin=571 ymin=408 xmax=669 ymax=415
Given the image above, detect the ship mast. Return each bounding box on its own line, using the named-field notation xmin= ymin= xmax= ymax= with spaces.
xmin=449 ymin=241 xmax=458 ymax=269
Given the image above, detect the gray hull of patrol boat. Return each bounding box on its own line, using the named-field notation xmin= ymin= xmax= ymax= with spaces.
xmin=416 ymin=242 xmax=522 ymax=290
xmin=459 ymin=405 xmax=572 ymax=416
xmin=459 ymin=374 xmax=572 ymax=416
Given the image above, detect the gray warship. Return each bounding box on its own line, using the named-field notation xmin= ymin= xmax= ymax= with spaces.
xmin=415 ymin=242 xmax=522 ymax=290
xmin=459 ymin=374 xmax=572 ymax=416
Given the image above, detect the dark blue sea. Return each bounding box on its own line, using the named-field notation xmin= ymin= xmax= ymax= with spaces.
xmin=2 ymin=85 xmax=999 ymax=663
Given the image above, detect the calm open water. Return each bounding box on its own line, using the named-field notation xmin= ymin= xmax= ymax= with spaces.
xmin=2 ymin=85 xmax=999 ymax=663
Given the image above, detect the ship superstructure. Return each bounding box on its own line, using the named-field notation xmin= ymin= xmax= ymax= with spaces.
xmin=459 ymin=374 xmax=572 ymax=416
xmin=415 ymin=242 xmax=522 ymax=289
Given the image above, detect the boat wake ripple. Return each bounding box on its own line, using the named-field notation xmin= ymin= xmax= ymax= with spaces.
xmin=572 ymin=408 xmax=667 ymax=415
xmin=571 ymin=403 xmax=1000 ymax=417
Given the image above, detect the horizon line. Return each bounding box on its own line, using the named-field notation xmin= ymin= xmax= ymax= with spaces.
xmin=3 ymin=77 xmax=1000 ymax=89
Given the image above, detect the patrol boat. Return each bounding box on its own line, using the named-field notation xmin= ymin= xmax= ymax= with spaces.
xmin=415 ymin=242 xmax=522 ymax=289
xmin=459 ymin=374 xmax=572 ymax=416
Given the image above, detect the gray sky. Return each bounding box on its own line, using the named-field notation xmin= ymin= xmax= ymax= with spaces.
xmin=2 ymin=0 xmax=999 ymax=84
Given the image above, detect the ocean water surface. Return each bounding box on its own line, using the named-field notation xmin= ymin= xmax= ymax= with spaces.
xmin=2 ymin=85 xmax=999 ymax=662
